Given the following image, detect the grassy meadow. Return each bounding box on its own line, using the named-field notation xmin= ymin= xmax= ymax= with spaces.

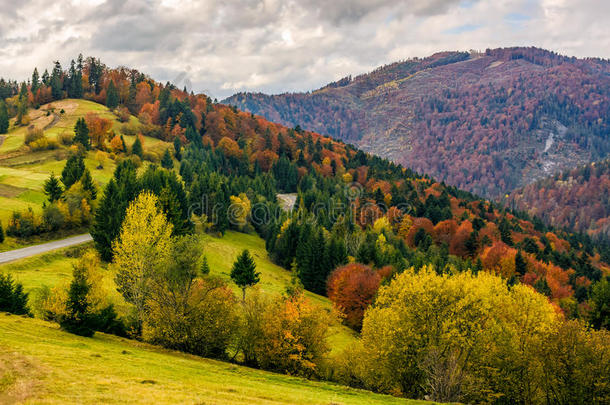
xmin=0 ymin=313 xmax=421 ymax=405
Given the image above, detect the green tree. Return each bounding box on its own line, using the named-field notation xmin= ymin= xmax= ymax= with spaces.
xmin=173 ymin=136 xmax=182 ymax=160
xmin=0 ymin=273 xmax=29 ymax=315
xmin=201 ymin=254 xmax=210 ymax=275
xmin=161 ymin=148 xmax=174 ymax=169
xmin=106 ymin=79 xmax=119 ymax=109
xmin=50 ymin=61 xmax=63 ymax=100
xmin=515 ymin=250 xmax=527 ymax=276
xmin=131 ymin=136 xmax=143 ymax=158
xmin=73 ymin=117 xmax=90 ymax=149
xmin=0 ymin=101 xmax=9 ymax=134
xmin=0 ymin=221 xmax=4 ymax=244
xmin=589 ymin=277 xmax=610 ymax=330
xmin=31 ymin=68 xmax=40 ymax=93
xmin=91 ymin=179 xmax=122 ymax=262
xmin=80 ymin=169 xmax=97 ymax=200
xmin=43 ymin=173 xmax=64 ymax=202
xmin=59 ymin=265 xmax=95 ymax=337
xmin=231 ymin=249 xmax=260 ymax=301
xmin=61 ymin=153 xmax=85 ymax=189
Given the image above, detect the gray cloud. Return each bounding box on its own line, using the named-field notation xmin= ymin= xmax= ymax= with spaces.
xmin=0 ymin=0 xmax=608 ymax=99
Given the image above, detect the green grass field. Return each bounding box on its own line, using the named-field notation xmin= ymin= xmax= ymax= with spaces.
xmin=0 ymin=313 xmax=421 ymax=405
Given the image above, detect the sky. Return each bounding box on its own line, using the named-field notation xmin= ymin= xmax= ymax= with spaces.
xmin=0 ymin=0 xmax=608 ymax=99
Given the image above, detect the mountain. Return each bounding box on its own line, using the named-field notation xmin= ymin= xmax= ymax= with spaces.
xmin=223 ymin=47 xmax=610 ymax=198
xmin=508 ymin=159 xmax=610 ymax=238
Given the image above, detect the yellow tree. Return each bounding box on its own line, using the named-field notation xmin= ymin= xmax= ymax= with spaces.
xmin=112 ymin=192 xmax=172 ymax=331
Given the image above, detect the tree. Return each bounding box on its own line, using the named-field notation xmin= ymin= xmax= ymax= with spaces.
xmin=61 ymin=153 xmax=85 ymax=189
xmin=106 ymin=79 xmax=119 ymax=109
xmin=161 ymin=148 xmax=174 ymax=169
xmin=112 ymin=192 xmax=173 ymax=332
xmin=31 ymin=67 xmax=40 ymax=93
xmin=589 ymin=277 xmax=610 ymax=330
xmin=131 ymin=136 xmax=143 ymax=158
xmin=73 ymin=117 xmax=90 ymax=149
xmin=59 ymin=265 xmax=95 ymax=337
xmin=327 ymin=263 xmax=382 ymax=331
xmin=80 ymin=169 xmax=97 ymax=200
xmin=173 ymin=136 xmax=182 ymax=160
xmin=0 ymin=273 xmax=29 ymax=315
xmin=50 ymin=61 xmax=63 ymax=100
xmin=43 ymin=173 xmax=63 ymax=202
xmin=0 ymin=221 xmax=4 ymax=244
xmin=230 ymin=249 xmax=260 ymax=301
xmin=201 ymin=254 xmax=210 ymax=275
xmin=515 ymin=250 xmax=527 ymax=276
xmin=0 ymin=101 xmax=9 ymax=134
xmin=91 ymin=179 xmax=121 ymax=261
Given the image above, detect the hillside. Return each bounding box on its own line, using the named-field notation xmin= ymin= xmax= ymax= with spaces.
xmin=223 ymin=47 xmax=610 ymax=198
xmin=0 ymin=313 xmax=412 ymax=405
xmin=508 ymin=159 xmax=610 ymax=238
xmin=0 ymin=98 xmax=170 ymax=239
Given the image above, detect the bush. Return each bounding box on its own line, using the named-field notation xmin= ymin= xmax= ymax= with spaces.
xmin=143 ymin=151 xmax=159 ymax=163
xmin=58 ymin=131 xmax=74 ymax=145
xmin=120 ymin=123 xmax=139 ymax=136
xmin=0 ymin=273 xmax=30 ymax=315
xmin=238 ymin=292 xmax=330 ymax=377
xmin=7 ymin=208 xmax=42 ymax=238
xmin=140 ymin=124 xmax=163 ymax=139
xmin=25 ymin=127 xmax=45 ymax=145
xmin=42 ymin=204 xmax=65 ymax=232
xmin=115 ymin=106 xmax=131 ymax=123
xmin=143 ymin=278 xmax=239 ymax=358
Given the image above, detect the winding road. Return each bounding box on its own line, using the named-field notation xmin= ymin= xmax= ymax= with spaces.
xmin=0 ymin=234 xmax=92 ymax=265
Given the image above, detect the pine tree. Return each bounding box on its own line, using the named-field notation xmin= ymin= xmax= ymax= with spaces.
xmin=80 ymin=169 xmax=97 ymax=200
xmin=230 ymin=249 xmax=260 ymax=301
xmin=201 ymin=255 xmax=210 ymax=275
xmin=161 ymin=148 xmax=174 ymax=169
xmin=131 ymin=136 xmax=143 ymax=158
xmin=50 ymin=61 xmax=63 ymax=100
xmin=106 ymin=79 xmax=119 ymax=109
xmin=60 ymin=266 xmax=95 ymax=337
xmin=0 ymin=274 xmax=29 ymax=315
xmin=74 ymin=117 xmax=90 ymax=149
xmin=173 ymin=136 xmax=182 ymax=160
xmin=31 ymin=68 xmax=40 ymax=93
xmin=61 ymin=154 xmax=85 ymax=189
xmin=0 ymin=101 xmax=8 ymax=134
xmin=0 ymin=221 xmax=4 ymax=244
xmin=91 ymin=179 xmax=122 ymax=262
xmin=43 ymin=173 xmax=63 ymax=202
xmin=499 ymin=217 xmax=513 ymax=246
xmin=515 ymin=250 xmax=527 ymax=276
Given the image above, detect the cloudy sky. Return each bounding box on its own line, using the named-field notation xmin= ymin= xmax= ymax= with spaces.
xmin=0 ymin=0 xmax=608 ymax=99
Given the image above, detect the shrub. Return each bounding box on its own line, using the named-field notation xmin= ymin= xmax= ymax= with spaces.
xmin=115 ymin=106 xmax=131 ymax=123
xmin=143 ymin=278 xmax=239 ymax=358
xmin=58 ymin=131 xmax=74 ymax=145
xmin=240 ymin=292 xmax=330 ymax=377
xmin=7 ymin=208 xmax=42 ymax=238
xmin=24 ymin=127 xmax=44 ymax=144
xmin=121 ymin=123 xmax=139 ymax=136
xmin=0 ymin=273 xmax=30 ymax=315
xmin=42 ymin=204 xmax=65 ymax=232
xmin=143 ymin=151 xmax=159 ymax=163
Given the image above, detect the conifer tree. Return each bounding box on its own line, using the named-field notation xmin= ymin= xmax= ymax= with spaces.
xmin=43 ymin=173 xmax=64 ymax=202
xmin=173 ymin=136 xmax=182 ymax=160
xmin=74 ymin=117 xmax=90 ymax=149
xmin=201 ymin=255 xmax=210 ymax=275
xmin=0 ymin=221 xmax=4 ymax=244
xmin=50 ymin=61 xmax=63 ymax=100
xmin=91 ymin=179 xmax=121 ymax=262
xmin=131 ymin=136 xmax=143 ymax=158
xmin=515 ymin=250 xmax=527 ymax=276
xmin=106 ymin=79 xmax=119 ymax=109
xmin=31 ymin=68 xmax=40 ymax=93
xmin=60 ymin=265 xmax=95 ymax=337
xmin=161 ymin=148 xmax=174 ymax=169
xmin=80 ymin=169 xmax=97 ymax=200
xmin=0 ymin=101 xmax=8 ymax=134
xmin=61 ymin=154 xmax=85 ymax=189
xmin=230 ymin=249 xmax=260 ymax=301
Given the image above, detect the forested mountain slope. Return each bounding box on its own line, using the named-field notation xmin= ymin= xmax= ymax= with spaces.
xmin=224 ymin=47 xmax=610 ymax=198
xmin=508 ymin=159 xmax=610 ymax=238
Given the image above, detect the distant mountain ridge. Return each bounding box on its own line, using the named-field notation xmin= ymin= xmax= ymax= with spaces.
xmin=224 ymin=47 xmax=610 ymax=198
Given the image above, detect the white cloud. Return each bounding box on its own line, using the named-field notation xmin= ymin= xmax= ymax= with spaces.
xmin=0 ymin=0 xmax=607 ymax=99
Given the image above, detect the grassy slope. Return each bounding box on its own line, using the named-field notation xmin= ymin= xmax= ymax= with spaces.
xmin=0 ymin=313 xmax=421 ymax=405
xmin=0 ymin=99 xmax=171 ymax=250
